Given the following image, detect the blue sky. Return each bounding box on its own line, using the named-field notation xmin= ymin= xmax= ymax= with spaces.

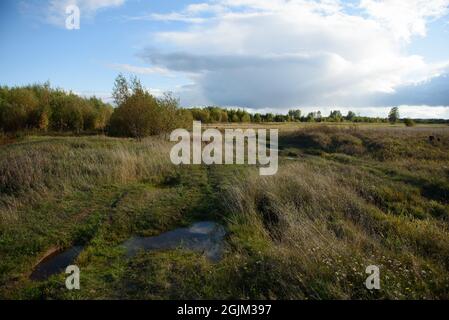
xmin=0 ymin=0 xmax=194 ymax=99
xmin=1 ymin=0 xmax=449 ymax=118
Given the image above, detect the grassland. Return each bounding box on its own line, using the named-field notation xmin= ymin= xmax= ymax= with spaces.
xmin=1 ymin=123 xmax=449 ymax=299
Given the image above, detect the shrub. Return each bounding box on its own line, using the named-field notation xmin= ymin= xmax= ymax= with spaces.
xmin=404 ymin=118 xmax=416 ymax=127
xmin=108 ymin=92 xmax=160 ymax=138
xmin=108 ymin=76 xmax=192 ymax=138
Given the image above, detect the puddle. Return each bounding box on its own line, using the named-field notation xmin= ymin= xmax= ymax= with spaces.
xmin=123 ymin=221 xmax=226 ymax=262
xmin=30 ymin=222 xmax=225 ymax=281
xmin=30 ymin=246 xmax=83 ymax=281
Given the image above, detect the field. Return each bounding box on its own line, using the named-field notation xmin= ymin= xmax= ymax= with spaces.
xmin=1 ymin=123 xmax=449 ymax=299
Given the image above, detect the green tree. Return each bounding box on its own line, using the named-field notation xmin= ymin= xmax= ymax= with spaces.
xmin=157 ymin=93 xmax=187 ymax=133
xmin=265 ymin=113 xmax=274 ymax=122
xmin=109 ymin=76 xmax=190 ymax=138
xmin=38 ymin=111 xmax=49 ymax=131
xmin=241 ymin=113 xmax=251 ymax=122
xmin=109 ymin=90 xmax=159 ymax=139
xmin=191 ymin=108 xmax=211 ymax=123
xmin=404 ymin=118 xmax=415 ymax=127
xmin=346 ymin=111 xmax=356 ymax=121
xmin=329 ymin=110 xmax=343 ymax=122
xmin=388 ymin=107 xmax=400 ymax=124
xmin=274 ymin=114 xmax=287 ymax=122
xmin=288 ymin=109 xmax=301 ymax=121
xmin=50 ymin=94 xmax=84 ymax=133
xmin=112 ymin=74 xmax=130 ymax=106
xmin=306 ymin=112 xmax=317 ymax=122
xmin=88 ymin=97 xmax=113 ymax=131
xmin=220 ymin=111 xmax=228 ymax=122
xmin=208 ymin=107 xmax=222 ymax=122
xmin=0 ymin=83 xmax=113 ymax=133
xmin=0 ymin=100 xmax=27 ymax=132
xmin=176 ymin=108 xmax=194 ymax=130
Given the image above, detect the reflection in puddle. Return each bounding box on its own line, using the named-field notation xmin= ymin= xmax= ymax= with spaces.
xmin=30 ymin=246 xmax=83 ymax=281
xmin=123 ymin=221 xmax=226 ymax=262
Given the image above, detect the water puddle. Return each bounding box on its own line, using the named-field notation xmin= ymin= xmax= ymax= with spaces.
xmin=30 ymin=246 xmax=83 ymax=281
xmin=123 ymin=221 xmax=226 ymax=262
xmin=30 ymin=222 xmax=225 ymax=281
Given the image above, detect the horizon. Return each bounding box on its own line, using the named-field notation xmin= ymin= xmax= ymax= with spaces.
xmin=1 ymin=0 xmax=449 ymax=118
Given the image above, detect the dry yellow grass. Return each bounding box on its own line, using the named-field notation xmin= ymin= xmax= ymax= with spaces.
xmin=0 ymin=135 xmax=175 ymax=222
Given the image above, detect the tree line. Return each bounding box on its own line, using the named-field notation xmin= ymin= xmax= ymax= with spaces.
xmin=189 ymin=107 xmax=390 ymax=124
xmin=0 ymin=76 xmax=192 ymax=139
xmin=0 ymin=82 xmax=112 ymax=134
xmin=1 ymin=76 xmax=447 ymax=138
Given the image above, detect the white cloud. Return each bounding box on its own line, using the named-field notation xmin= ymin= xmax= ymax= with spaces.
xmin=347 ymin=105 xmax=449 ymax=119
xmin=145 ymin=13 xmax=207 ymax=24
xmin=360 ymin=0 xmax=449 ymax=41
xmin=109 ymin=63 xmax=173 ymax=76
xmin=391 ymin=105 xmax=449 ymax=119
xmin=141 ymin=0 xmax=449 ymax=110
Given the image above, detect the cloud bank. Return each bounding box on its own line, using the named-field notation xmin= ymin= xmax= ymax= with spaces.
xmin=139 ymin=0 xmax=449 ymax=112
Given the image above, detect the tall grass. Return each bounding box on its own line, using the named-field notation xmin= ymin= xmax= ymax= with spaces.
xmin=0 ymin=136 xmax=175 ymax=221
xmin=221 ymin=145 xmax=449 ymax=298
xmin=281 ymin=125 xmax=449 ymax=161
xmin=1 ymin=126 xmax=449 ymax=299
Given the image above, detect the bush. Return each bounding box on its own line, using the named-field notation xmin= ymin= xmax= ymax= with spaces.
xmin=108 ymin=92 xmax=160 ymax=138
xmin=404 ymin=118 xmax=416 ymax=127
xmin=108 ymin=76 xmax=192 ymax=138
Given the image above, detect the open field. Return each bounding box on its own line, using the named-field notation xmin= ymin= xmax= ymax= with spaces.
xmin=204 ymin=122 xmax=449 ymax=131
xmin=1 ymin=123 xmax=449 ymax=299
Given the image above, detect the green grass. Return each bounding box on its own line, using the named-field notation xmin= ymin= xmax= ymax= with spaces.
xmin=1 ymin=125 xmax=449 ymax=299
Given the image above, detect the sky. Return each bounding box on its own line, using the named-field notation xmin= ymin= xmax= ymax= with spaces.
xmin=0 ymin=0 xmax=449 ymax=118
